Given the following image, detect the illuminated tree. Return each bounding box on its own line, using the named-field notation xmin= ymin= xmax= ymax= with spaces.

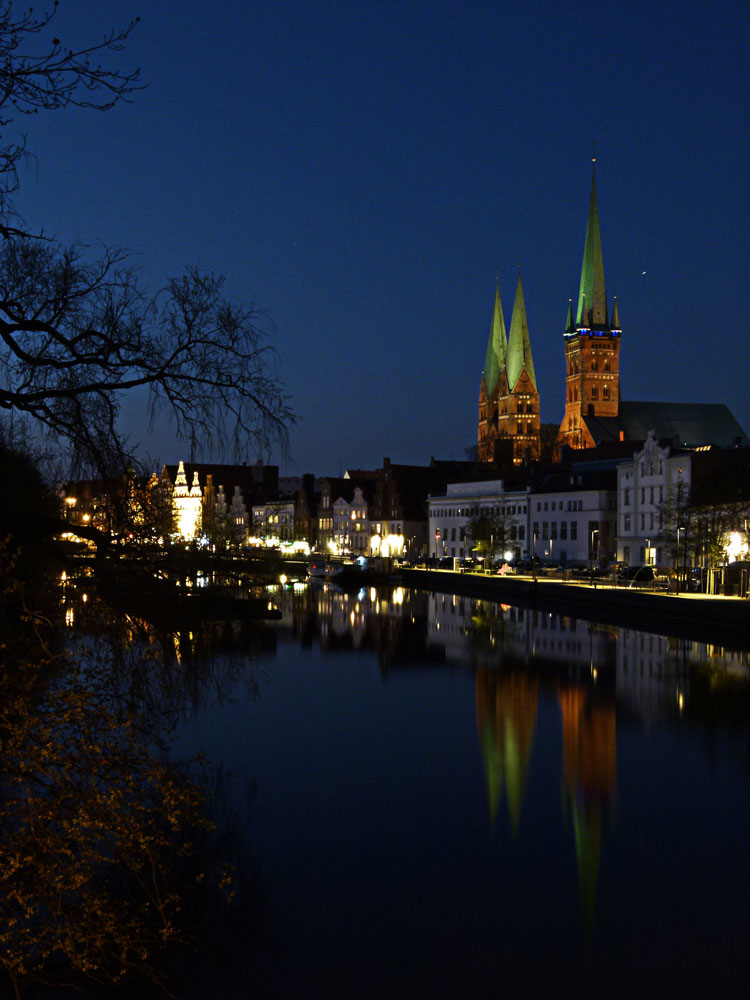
xmin=0 ymin=549 xmax=231 ymax=997
xmin=466 ymin=507 xmax=508 ymax=566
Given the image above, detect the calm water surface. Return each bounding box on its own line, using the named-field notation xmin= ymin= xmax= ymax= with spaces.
xmin=173 ymin=584 xmax=750 ymax=999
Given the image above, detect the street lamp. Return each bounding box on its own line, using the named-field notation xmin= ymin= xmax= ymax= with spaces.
xmin=676 ymin=526 xmax=683 ymax=593
xmin=590 ymin=528 xmax=599 ymax=587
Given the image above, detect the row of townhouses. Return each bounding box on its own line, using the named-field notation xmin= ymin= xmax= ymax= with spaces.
xmin=61 ymin=435 xmax=750 ymax=573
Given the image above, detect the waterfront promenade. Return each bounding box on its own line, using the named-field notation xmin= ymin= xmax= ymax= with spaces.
xmin=401 ymin=567 xmax=750 ymax=649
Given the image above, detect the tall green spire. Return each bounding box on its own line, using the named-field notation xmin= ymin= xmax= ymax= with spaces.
xmin=506 ymin=271 xmax=536 ymax=391
xmin=576 ymin=164 xmax=608 ymax=330
xmin=482 ymin=282 xmax=507 ymax=397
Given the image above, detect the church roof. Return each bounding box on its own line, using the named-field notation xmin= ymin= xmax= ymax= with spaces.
xmin=482 ymin=283 xmax=507 ymax=397
xmin=576 ymin=165 xmax=609 ymax=330
xmin=506 ymin=272 xmax=536 ymax=392
xmin=582 ymin=401 xmax=749 ymax=449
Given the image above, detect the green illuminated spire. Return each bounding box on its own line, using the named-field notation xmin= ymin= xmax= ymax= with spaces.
xmin=576 ymin=164 xmax=608 ymax=330
xmin=506 ymin=271 xmax=536 ymax=392
xmin=482 ymin=282 xmax=507 ymax=397
xmin=611 ymin=295 xmax=621 ymax=330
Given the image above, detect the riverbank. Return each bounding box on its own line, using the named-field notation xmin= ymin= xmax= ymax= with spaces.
xmin=402 ymin=568 xmax=750 ymax=648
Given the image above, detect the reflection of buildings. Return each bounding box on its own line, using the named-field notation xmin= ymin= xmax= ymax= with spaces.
xmin=426 ymin=593 xmax=750 ymax=726
xmin=270 ymin=582 xmax=434 ymax=669
xmin=476 ymin=670 xmax=538 ymax=835
xmin=427 ymin=593 xmax=617 ymax=680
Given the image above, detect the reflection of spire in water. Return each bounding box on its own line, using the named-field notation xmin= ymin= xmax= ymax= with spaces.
xmin=558 ymin=686 xmax=617 ymax=935
xmin=476 ymin=669 xmax=538 ymax=837
xmin=479 ymin=724 xmax=503 ymax=829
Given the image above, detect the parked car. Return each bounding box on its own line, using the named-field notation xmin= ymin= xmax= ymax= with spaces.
xmin=617 ymin=565 xmax=668 ymax=588
xmin=514 ymin=556 xmax=543 ymax=573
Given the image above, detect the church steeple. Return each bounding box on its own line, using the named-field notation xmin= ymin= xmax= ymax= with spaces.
xmin=558 ymin=161 xmax=622 ymax=451
xmin=482 ymin=281 xmax=507 ymax=397
xmin=576 ymin=162 xmax=608 ymax=330
xmin=507 ymin=271 xmax=536 ymax=391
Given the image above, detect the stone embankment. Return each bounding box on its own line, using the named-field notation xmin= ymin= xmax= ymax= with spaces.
xmin=402 ymin=568 xmax=750 ymax=648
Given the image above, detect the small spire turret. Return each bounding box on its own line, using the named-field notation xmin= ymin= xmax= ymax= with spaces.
xmin=611 ymin=295 xmax=621 ymax=331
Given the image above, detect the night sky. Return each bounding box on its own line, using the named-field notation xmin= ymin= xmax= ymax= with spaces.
xmin=14 ymin=0 xmax=749 ymax=475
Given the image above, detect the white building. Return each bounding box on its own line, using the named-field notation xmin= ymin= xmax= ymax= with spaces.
xmin=529 ymin=476 xmax=616 ymax=566
xmin=616 ymin=431 xmax=691 ymax=567
xmin=333 ymin=485 xmax=370 ymax=554
xmin=426 ymin=480 xmax=530 ymax=562
xmin=172 ymin=460 xmax=202 ymax=540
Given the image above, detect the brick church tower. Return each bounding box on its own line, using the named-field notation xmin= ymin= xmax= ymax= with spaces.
xmin=478 ymin=273 xmax=540 ymax=464
xmin=557 ymin=162 xmax=622 ymax=449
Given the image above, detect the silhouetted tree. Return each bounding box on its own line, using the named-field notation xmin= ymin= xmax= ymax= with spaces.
xmin=0 ymin=3 xmax=293 ymax=475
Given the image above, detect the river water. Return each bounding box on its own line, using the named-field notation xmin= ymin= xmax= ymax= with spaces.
xmin=169 ymin=581 xmax=750 ymax=999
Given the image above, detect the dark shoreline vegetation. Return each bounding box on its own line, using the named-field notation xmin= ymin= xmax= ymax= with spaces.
xmin=0 ymin=531 xmax=274 ymax=998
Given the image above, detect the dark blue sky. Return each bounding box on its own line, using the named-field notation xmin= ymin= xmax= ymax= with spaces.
xmin=14 ymin=0 xmax=749 ymax=475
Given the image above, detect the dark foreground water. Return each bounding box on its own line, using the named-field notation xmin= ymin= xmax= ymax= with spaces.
xmin=170 ymin=583 xmax=750 ymax=1000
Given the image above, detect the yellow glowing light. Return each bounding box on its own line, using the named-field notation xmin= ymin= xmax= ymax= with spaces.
xmin=380 ymin=533 xmax=404 ymax=558
xmin=60 ymin=570 xmax=67 ymax=582
xmin=280 ymin=574 xmax=288 ymax=585
xmin=82 ymin=513 xmax=91 ymax=522
xmin=392 ymin=587 xmax=404 ymax=605
xmin=65 ymin=496 xmax=77 ymax=506
xmin=369 ymin=587 xmax=377 ymax=602
xmin=65 ymin=607 xmax=74 ymax=626
xmin=677 ymin=691 xmax=685 ymax=711
xmin=725 ymin=531 xmax=747 ymax=563
xmin=82 ymin=593 xmax=88 ymax=603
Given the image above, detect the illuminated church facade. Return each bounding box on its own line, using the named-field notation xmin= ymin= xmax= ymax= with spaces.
xmin=478 ymin=165 xmax=747 ymax=462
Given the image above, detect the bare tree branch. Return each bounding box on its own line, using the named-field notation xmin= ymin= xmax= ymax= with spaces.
xmin=0 ymin=1 xmax=142 ymax=232
xmin=0 ymin=240 xmax=294 ymax=474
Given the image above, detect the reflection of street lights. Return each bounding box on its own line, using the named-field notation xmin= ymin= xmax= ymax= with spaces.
xmin=590 ymin=528 xmax=599 ymax=587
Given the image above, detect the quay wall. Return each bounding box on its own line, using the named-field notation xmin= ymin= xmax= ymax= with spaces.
xmin=401 ymin=569 xmax=750 ymax=649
